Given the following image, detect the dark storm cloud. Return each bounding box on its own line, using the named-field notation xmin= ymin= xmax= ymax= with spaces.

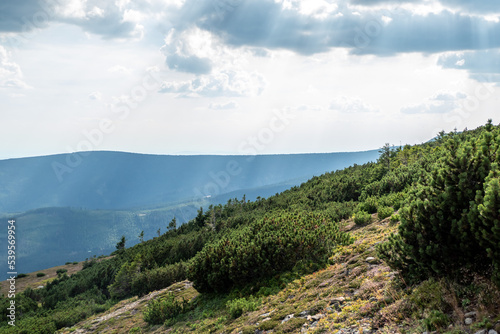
xmin=0 ymin=0 xmax=138 ymax=39
xmin=0 ymin=0 xmax=50 ymax=32
xmin=173 ymin=0 xmax=500 ymax=56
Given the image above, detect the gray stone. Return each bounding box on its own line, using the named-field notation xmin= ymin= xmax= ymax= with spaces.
xmin=474 ymin=330 xmax=487 ymax=334
xmin=330 ymin=297 xmax=346 ymax=305
xmin=465 ymin=311 xmax=477 ymax=318
xmin=281 ymin=314 xmax=294 ymax=324
xmin=465 ymin=318 xmax=474 ymax=325
xmin=261 ymin=317 xmax=271 ymax=322
xmin=365 ymin=256 xmax=378 ymax=264
xmin=310 ymin=313 xmax=325 ymax=321
xmin=488 ymin=330 xmax=498 ymax=334
xmin=299 ymin=310 xmax=309 ymax=317
xmin=259 ymin=312 xmax=271 ymax=317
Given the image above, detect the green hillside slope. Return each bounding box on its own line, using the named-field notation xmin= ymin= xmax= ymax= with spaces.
xmin=1 ymin=121 xmax=500 ymax=334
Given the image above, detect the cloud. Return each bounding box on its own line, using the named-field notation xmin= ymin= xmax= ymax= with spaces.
xmin=107 ymin=65 xmax=131 ymax=74
xmin=329 ymin=96 xmax=379 ymax=113
xmin=438 ymin=0 xmax=500 ymax=14
xmin=349 ymin=0 xmax=421 ymax=5
xmin=209 ymin=101 xmax=239 ymax=110
xmin=171 ymin=0 xmax=500 ymax=58
xmin=0 ymin=46 xmax=30 ymax=89
xmin=159 ymin=69 xmax=267 ymax=97
xmin=89 ymin=91 xmax=102 ymax=100
xmin=401 ymin=91 xmax=467 ymax=114
xmin=0 ymin=0 xmax=141 ymax=39
xmin=55 ymin=0 xmax=142 ymax=39
xmin=0 ymin=0 xmax=49 ymax=32
xmin=160 ymin=28 xmax=224 ymax=75
xmin=438 ymin=49 xmax=500 ymax=84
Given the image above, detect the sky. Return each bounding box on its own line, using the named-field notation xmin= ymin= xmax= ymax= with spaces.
xmin=1 ymin=0 xmax=500 ymax=159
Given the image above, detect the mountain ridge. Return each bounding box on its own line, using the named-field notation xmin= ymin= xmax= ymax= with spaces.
xmin=0 ymin=150 xmax=380 ymax=213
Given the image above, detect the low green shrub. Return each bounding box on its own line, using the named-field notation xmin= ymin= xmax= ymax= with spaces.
xmin=389 ymin=214 xmax=400 ymax=223
xmin=143 ymin=293 xmax=189 ymax=325
xmin=37 ymin=272 xmax=46 ymax=277
xmin=16 ymin=273 xmax=28 ymax=279
xmin=354 ymin=211 xmax=372 ymax=225
xmin=226 ymin=297 xmax=260 ymax=318
xmin=422 ymin=310 xmax=449 ymax=331
xmin=188 ymin=211 xmax=352 ymax=293
xmin=131 ymin=262 xmax=187 ymax=296
xmin=358 ymin=197 xmax=378 ymax=214
xmin=377 ymin=206 xmax=394 ymax=220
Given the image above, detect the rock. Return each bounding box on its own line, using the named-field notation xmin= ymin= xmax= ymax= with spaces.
xmin=281 ymin=314 xmax=294 ymax=324
xmin=362 ymin=328 xmax=371 ymax=334
xmin=261 ymin=317 xmax=271 ymax=322
xmin=318 ymin=279 xmax=333 ymax=288
xmin=326 ymin=307 xmax=334 ymax=312
xmin=330 ymin=297 xmax=346 ymax=305
xmin=488 ymin=330 xmax=498 ymax=334
xmin=365 ymin=257 xmax=378 ymax=264
xmin=259 ymin=312 xmax=271 ymax=317
xmin=475 ymin=330 xmax=487 ymax=334
xmin=299 ymin=310 xmax=309 ymax=317
xmin=465 ymin=311 xmax=477 ymax=318
xmin=465 ymin=318 xmax=474 ymax=325
xmin=310 ymin=313 xmax=325 ymax=321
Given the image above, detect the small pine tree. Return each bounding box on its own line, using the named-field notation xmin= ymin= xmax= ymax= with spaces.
xmin=116 ymin=235 xmax=126 ymax=251
xmin=168 ymin=217 xmax=177 ymax=231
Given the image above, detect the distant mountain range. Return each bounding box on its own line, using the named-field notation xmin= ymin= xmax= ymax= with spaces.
xmin=0 ymin=150 xmax=380 ymax=274
xmin=0 ymin=150 xmax=380 ymax=213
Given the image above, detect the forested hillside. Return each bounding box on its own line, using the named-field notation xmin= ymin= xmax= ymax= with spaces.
xmin=1 ymin=121 xmax=500 ymax=334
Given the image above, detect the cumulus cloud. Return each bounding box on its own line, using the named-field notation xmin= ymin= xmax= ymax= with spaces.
xmin=55 ymin=0 xmax=142 ymax=39
xmin=89 ymin=91 xmax=102 ymax=100
xmin=401 ymin=91 xmax=467 ymax=114
xmin=209 ymin=101 xmax=239 ymax=110
xmin=329 ymin=96 xmax=379 ymax=113
xmin=438 ymin=0 xmax=500 ymax=14
xmin=107 ymin=65 xmax=131 ymax=74
xmin=0 ymin=0 xmax=49 ymax=32
xmin=169 ymin=0 xmax=500 ymax=58
xmin=0 ymin=46 xmax=30 ymax=89
xmin=438 ymin=49 xmax=500 ymax=83
xmin=159 ymin=70 xmax=267 ymax=97
xmin=0 ymin=0 xmax=142 ymax=39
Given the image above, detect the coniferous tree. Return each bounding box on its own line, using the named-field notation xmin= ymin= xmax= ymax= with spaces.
xmin=116 ymin=235 xmax=126 ymax=251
